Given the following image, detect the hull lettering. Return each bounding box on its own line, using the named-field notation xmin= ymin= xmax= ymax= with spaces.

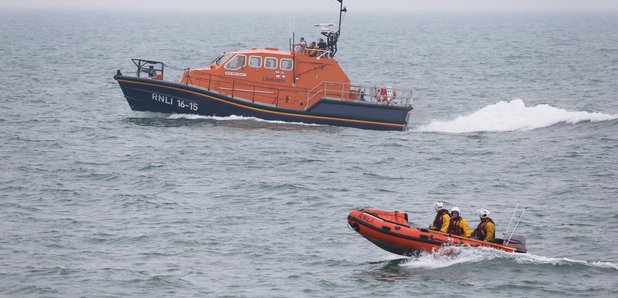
xmin=151 ymin=93 xmax=174 ymax=105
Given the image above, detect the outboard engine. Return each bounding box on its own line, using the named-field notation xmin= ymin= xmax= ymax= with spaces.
xmin=503 ymin=234 xmax=527 ymax=253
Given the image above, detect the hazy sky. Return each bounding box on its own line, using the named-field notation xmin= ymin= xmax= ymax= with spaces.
xmin=2 ymin=0 xmax=618 ymax=13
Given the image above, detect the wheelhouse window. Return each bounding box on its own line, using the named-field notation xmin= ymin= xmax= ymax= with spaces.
xmin=280 ymin=59 xmax=293 ymax=70
xmin=249 ymin=56 xmax=262 ymax=68
xmin=264 ymin=57 xmax=277 ymax=69
xmin=224 ymin=54 xmax=246 ymax=70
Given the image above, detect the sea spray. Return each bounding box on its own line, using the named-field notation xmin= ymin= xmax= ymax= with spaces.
xmin=417 ymin=99 xmax=618 ymax=133
xmin=167 ymin=114 xmax=323 ymax=126
xmin=401 ymin=246 xmax=618 ymax=270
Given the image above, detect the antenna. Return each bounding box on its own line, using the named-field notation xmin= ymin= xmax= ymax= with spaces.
xmin=503 ymin=201 xmax=520 ymax=239
xmin=337 ymin=0 xmax=346 ymax=37
xmin=317 ymin=0 xmax=346 ymax=58
xmin=505 ymin=207 xmax=527 ymax=246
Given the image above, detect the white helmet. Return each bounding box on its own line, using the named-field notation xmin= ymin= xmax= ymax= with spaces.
xmin=450 ymin=207 xmax=460 ymax=214
xmin=479 ymin=208 xmax=490 ymax=219
xmin=434 ymin=201 xmax=444 ymax=212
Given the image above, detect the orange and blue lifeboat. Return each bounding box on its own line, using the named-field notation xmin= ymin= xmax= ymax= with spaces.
xmin=113 ymin=1 xmax=413 ymax=131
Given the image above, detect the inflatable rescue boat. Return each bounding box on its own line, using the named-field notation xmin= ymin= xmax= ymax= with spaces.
xmin=348 ymin=208 xmax=527 ymax=256
xmin=113 ymin=0 xmax=413 ymax=131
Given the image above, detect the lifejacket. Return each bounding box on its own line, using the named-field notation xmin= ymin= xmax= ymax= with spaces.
xmin=472 ymin=218 xmax=494 ymax=240
xmin=375 ymin=87 xmax=387 ymax=102
xmin=374 ymin=87 xmax=397 ymax=102
xmin=448 ymin=217 xmax=464 ymax=236
xmin=387 ymin=89 xmax=397 ymax=101
xmin=431 ymin=209 xmax=450 ymax=231
xmin=307 ymin=46 xmax=318 ymax=57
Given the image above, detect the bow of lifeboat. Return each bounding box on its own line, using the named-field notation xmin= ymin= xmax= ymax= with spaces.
xmin=347 ymin=208 xmax=527 ymax=256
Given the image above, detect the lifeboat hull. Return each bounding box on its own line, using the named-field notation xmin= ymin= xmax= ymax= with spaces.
xmin=114 ymin=76 xmax=412 ymax=131
xmin=347 ymin=209 xmax=527 ymax=256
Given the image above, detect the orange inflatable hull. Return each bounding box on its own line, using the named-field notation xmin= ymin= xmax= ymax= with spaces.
xmin=347 ymin=209 xmax=527 ymax=256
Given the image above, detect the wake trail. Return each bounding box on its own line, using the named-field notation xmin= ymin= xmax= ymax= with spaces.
xmin=416 ymin=99 xmax=617 ymax=133
xmin=400 ymin=246 xmax=618 ymax=270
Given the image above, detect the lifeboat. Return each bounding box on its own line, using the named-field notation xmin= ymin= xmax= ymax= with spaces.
xmin=347 ymin=208 xmax=528 ymax=256
xmin=113 ymin=0 xmax=413 ymax=131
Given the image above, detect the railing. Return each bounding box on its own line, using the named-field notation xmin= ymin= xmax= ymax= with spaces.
xmin=293 ymin=43 xmax=331 ymax=59
xmin=305 ymin=81 xmax=413 ymax=107
xmin=144 ymin=67 xmax=413 ymax=110
xmin=183 ymin=72 xmax=308 ymax=108
xmin=303 ymin=48 xmax=331 ymax=59
xmin=132 ymin=59 xmax=164 ymax=80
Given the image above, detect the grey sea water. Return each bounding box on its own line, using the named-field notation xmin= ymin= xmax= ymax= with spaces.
xmin=1 ymin=9 xmax=618 ymax=297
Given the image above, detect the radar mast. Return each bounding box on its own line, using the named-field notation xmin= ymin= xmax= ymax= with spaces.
xmin=316 ymin=0 xmax=346 ymax=58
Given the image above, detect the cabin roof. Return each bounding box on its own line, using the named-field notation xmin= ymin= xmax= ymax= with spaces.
xmin=230 ymin=47 xmax=333 ymax=60
xmin=233 ymin=48 xmax=289 ymax=56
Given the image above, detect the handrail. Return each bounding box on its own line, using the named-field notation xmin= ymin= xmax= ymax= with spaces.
xmin=316 ymin=50 xmax=330 ymax=59
xmin=219 ymin=87 xmax=274 ymax=95
xmin=293 ymin=44 xmax=330 ymax=59
xmin=136 ymin=63 xmax=412 ymax=110
xmin=305 ymin=81 xmax=414 ymax=108
xmin=133 ymin=59 xmax=164 ymax=80
xmin=306 ymin=80 xmax=328 ymax=95
xmin=187 ymin=72 xmax=309 ymax=96
xmin=187 ymin=75 xmax=413 ymax=109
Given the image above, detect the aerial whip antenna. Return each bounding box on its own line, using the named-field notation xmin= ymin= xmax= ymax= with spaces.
xmin=505 ymin=207 xmax=527 ymax=246
xmin=317 ymin=0 xmax=346 ymax=58
xmin=503 ymin=201 xmax=520 ymax=239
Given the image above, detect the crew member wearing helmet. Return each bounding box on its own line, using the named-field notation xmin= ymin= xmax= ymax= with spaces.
xmin=471 ymin=208 xmax=496 ymax=241
xmin=429 ymin=201 xmax=450 ymax=233
xmin=447 ymin=207 xmax=471 ymax=237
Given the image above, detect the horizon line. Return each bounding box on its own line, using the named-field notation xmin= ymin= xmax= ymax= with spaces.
xmin=2 ymin=6 xmax=618 ymax=14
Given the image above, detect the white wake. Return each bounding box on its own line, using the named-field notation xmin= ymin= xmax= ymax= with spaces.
xmin=167 ymin=114 xmax=322 ymax=126
xmin=401 ymin=246 xmax=618 ymax=270
xmin=416 ymin=99 xmax=617 ymax=133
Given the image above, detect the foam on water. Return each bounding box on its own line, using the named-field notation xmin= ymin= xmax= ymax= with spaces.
xmin=166 ymin=114 xmax=323 ymax=126
xmin=401 ymin=247 xmax=490 ymax=269
xmin=167 ymin=114 xmax=258 ymax=121
xmin=402 ymin=246 xmax=618 ymax=270
xmin=417 ymin=99 xmax=618 ymax=133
